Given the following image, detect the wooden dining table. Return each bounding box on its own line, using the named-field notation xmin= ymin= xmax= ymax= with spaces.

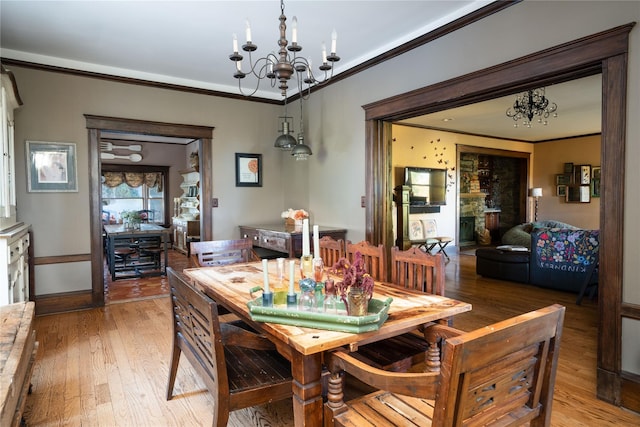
xmin=183 ymin=261 xmax=472 ymax=427
xmin=103 ymin=223 xmax=170 ymax=281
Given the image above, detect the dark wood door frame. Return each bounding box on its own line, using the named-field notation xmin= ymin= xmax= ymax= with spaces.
xmin=363 ymin=24 xmax=635 ymax=407
xmin=85 ymin=115 xmax=214 ymax=307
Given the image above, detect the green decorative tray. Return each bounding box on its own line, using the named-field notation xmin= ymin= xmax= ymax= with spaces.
xmin=246 ymin=297 xmax=393 ymax=333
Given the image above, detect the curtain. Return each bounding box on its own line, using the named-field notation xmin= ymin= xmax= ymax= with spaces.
xmin=102 ymin=172 xmax=163 ymax=191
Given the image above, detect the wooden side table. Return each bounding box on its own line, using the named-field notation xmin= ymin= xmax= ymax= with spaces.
xmin=239 ymin=224 xmax=347 ymax=258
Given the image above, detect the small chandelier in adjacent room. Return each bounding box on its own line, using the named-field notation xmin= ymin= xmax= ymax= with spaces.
xmin=228 ymin=0 xmax=340 ymax=98
xmin=506 ymin=87 xmax=558 ymax=128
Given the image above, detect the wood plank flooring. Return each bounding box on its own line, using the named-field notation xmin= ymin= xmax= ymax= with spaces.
xmin=24 ymin=250 xmax=640 ymax=426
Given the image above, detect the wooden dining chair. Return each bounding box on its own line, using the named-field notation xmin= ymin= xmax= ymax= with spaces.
xmin=324 ymin=304 xmax=565 ymax=427
xmin=166 ymin=268 xmax=293 ymax=427
xmin=190 ymin=238 xmax=260 ymax=267
xmin=349 ymin=246 xmax=446 ymax=371
xmin=389 ymin=246 xmax=445 ymax=294
xmin=319 ymin=235 xmax=345 ymax=268
xmin=344 ymin=240 xmax=386 ymax=282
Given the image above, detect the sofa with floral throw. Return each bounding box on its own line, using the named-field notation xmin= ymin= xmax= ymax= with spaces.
xmin=476 ymin=226 xmax=599 ymax=293
xmin=529 ymin=228 xmax=599 ymax=292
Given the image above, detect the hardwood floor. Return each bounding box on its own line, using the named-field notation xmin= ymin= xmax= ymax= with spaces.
xmin=104 ymin=249 xmax=192 ymax=304
xmin=24 ymin=250 xmax=640 ymax=426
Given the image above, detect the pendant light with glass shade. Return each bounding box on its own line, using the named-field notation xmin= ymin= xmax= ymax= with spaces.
xmin=274 ymin=97 xmax=296 ymax=150
xmin=291 ymin=96 xmax=312 ymax=160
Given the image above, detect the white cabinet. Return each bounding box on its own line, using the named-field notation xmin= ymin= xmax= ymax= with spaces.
xmin=172 ymin=169 xmax=200 ymax=255
xmin=0 ymin=67 xmax=22 ymax=232
xmin=0 ymin=223 xmax=31 ymax=305
xmin=177 ymin=169 xmax=200 ymax=220
xmin=0 ymin=67 xmax=31 ymax=305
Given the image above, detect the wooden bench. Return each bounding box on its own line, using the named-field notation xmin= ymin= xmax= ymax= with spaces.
xmin=0 ymin=302 xmax=38 ymax=427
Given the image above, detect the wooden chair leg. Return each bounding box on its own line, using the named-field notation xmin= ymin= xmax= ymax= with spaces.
xmin=166 ymin=344 xmax=181 ymax=400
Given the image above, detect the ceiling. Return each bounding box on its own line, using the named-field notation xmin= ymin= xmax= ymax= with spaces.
xmin=0 ymin=1 xmax=601 ymax=142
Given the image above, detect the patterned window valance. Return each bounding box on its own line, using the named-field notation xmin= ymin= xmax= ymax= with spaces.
xmin=102 ymin=172 xmax=163 ymax=190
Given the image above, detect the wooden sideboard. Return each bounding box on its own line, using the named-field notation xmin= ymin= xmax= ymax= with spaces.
xmin=0 ymin=302 xmax=38 ymax=427
xmin=239 ymin=224 xmax=347 ymax=258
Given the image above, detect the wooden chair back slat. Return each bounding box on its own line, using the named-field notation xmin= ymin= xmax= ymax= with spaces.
xmin=345 ymin=240 xmax=386 ymax=282
xmin=319 ymin=236 xmax=345 ymax=268
xmin=325 ymin=304 xmax=566 ymax=427
xmin=167 ymin=268 xmax=293 ymax=426
xmin=190 ymin=238 xmax=260 ymax=267
xmin=389 ymin=246 xmax=445 ymax=295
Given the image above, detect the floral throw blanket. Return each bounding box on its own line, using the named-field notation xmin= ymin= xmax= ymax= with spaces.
xmin=534 ymin=228 xmax=599 ymax=272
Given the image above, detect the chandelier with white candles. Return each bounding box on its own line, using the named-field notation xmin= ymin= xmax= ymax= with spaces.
xmin=228 ymin=0 xmax=340 ymax=98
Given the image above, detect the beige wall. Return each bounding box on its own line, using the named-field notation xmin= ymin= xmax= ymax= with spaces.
xmin=533 ymin=135 xmax=601 ymax=229
xmin=12 ymin=67 xmax=284 ymax=295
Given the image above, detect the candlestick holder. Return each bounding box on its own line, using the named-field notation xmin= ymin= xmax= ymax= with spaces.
xmin=287 ymin=293 xmax=297 ymax=308
xmin=262 ymin=291 xmax=273 ymax=307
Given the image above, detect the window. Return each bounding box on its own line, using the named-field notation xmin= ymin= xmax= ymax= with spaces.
xmin=101 ymin=165 xmax=168 ymax=224
xmin=102 ymin=182 xmax=163 ymax=223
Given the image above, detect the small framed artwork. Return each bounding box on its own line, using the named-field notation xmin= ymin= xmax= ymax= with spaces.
xmin=578 ymin=164 xmax=591 ymax=184
xmin=591 ymin=166 xmax=601 ymax=197
xmin=566 ymin=185 xmax=591 ymax=203
xmin=26 ymin=141 xmax=78 ymax=192
xmin=556 ymin=173 xmax=571 ymax=186
xmin=563 ymin=162 xmax=574 ymax=174
xmin=235 ymin=153 xmax=262 ymax=187
xmin=556 ymin=185 xmax=567 ymax=197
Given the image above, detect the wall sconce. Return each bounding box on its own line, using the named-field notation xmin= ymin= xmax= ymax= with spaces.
xmin=530 ymin=187 xmax=542 ymax=221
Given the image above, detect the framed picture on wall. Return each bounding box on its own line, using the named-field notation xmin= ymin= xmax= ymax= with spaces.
xmin=556 ymin=185 xmax=567 ymax=197
xmin=566 ymin=185 xmax=590 ymax=203
xmin=563 ymin=162 xmax=574 ymax=174
xmin=578 ymin=164 xmax=591 ymax=184
xmin=26 ymin=141 xmax=78 ymax=192
xmin=235 ymin=153 xmax=262 ymax=187
xmin=556 ymin=173 xmax=571 ymax=186
xmin=591 ymin=166 xmax=601 ymax=197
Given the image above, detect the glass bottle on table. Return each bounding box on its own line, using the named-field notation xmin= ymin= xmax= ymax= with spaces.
xmin=313 ymin=258 xmax=324 ymax=306
xmin=273 ymin=257 xmax=287 ymax=306
xmin=300 ymin=254 xmax=314 ymax=279
xmin=323 ymin=278 xmax=339 ymax=314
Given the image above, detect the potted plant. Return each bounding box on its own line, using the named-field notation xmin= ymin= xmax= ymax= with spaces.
xmin=330 ymin=251 xmax=375 ymax=316
xmin=121 ymin=210 xmax=142 ymax=230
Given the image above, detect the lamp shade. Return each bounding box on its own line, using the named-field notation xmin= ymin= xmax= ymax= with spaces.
xmin=531 ymin=187 xmax=543 ymax=198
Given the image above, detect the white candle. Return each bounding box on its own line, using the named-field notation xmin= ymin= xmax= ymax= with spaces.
xmin=289 ymin=260 xmax=295 ymax=294
xmin=232 ymin=33 xmax=238 ymax=53
xmin=331 ymin=29 xmax=337 ymax=54
xmin=262 ymin=259 xmax=269 ymax=293
xmin=302 ymin=219 xmax=310 ymax=256
xmin=291 ymin=16 xmax=298 ymax=44
xmin=321 ymin=42 xmax=327 ymax=63
xmin=245 ymin=20 xmax=252 ymax=43
xmin=313 ymin=225 xmax=320 ymax=259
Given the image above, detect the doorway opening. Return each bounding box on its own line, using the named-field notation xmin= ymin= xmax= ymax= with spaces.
xmin=86 ymin=115 xmax=214 ymax=307
xmin=363 ymin=24 xmax=631 ymax=407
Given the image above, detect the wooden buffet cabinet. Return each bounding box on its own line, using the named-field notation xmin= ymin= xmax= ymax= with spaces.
xmin=239 ymin=224 xmax=347 ymax=258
